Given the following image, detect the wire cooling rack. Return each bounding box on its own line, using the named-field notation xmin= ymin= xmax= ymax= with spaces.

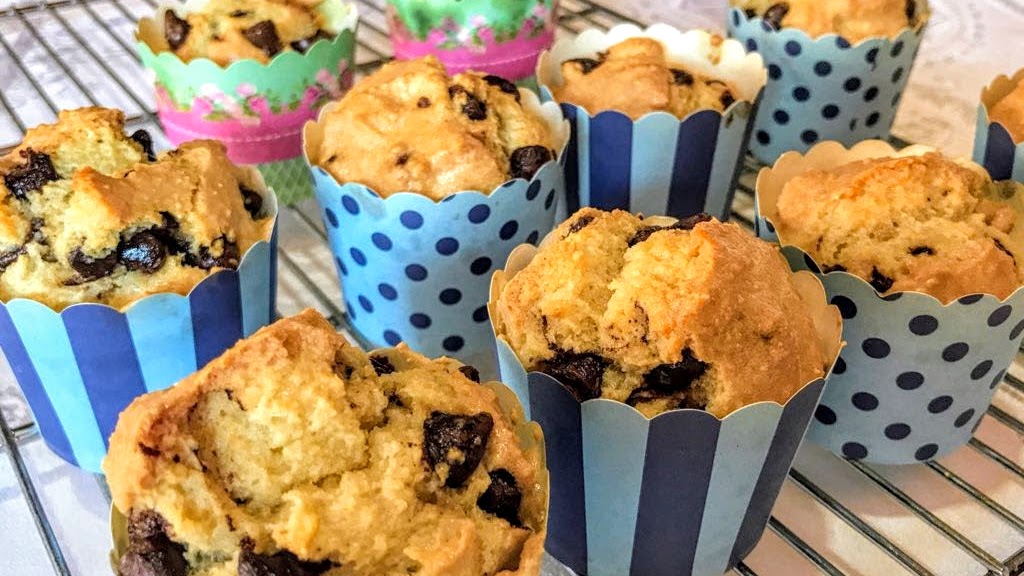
xmin=0 ymin=0 xmax=1021 ymax=575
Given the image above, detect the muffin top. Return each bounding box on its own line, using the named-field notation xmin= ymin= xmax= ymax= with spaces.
xmin=551 ymin=37 xmax=738 ymax=120
xmin=774 ymin=152 xmax=1024 ymax=302
xmin=104 ymin=309 xmax=546 ymax=576
xmin=493 ymin=209 xmax=829 ymax=418
xmin=0 ymin=107 xmax=274 ymax=311
xmin=163 ymin=0 xmax=334 ymax=65
xmin=990 ymin=79 xmax=1024 ymax=144
xmin=314 ymin=57 xmax=558 ymax=200
xmin=734 ymin=0 xmax=920 ymax=42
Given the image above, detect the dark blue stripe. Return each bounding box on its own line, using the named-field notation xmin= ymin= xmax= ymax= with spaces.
xmin=62 ymin=306 xmax=147 ymax=449
xmin=561 ymin=103 xmax=581 ymax=215
xmin=269 ymin=227 xmax=280 ymax=318
xmin=728 ymin=379 xmax=825 ymax=566
xmin=190 ymin=270 xmax=243 ymax=367
xmin=588 ymin=111 xmax=634 ymax=211
xmin=630 ymin=410 xmax=721 ymax=576
xmin=529 ymin=372 xmax=588 ymax=575
xmin=0 ymin=304 xmax=76 ymax=465
xmin=983 ymin=123 xmax=1016 ymax=181
xmin=668 ymin=110 xmax=721 ymax=218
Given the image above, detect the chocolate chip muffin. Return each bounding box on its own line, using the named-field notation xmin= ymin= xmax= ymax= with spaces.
xmin=493 ymin=209 xmax=830 ymax=418
xmin=551 ymin=37 xmax=738 ymax=120
xmin=0 ymin=107 xmax=274 ymax=310
xmin=163 ymin=0 xmax=335 ymax=65
xmin=774 ymin=152 xmax=1024 ymax=302
xmin=733 ymin=0 xmax=922 ymax=42
xmin=104 ymin=309 xmax=546 ymax=576
xmin=314 ymin=56 xmax=559 ymax=200
xmin=990 ymin=78 xmax=1024 ymax=143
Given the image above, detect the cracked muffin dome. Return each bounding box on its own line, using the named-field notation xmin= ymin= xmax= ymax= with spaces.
xmin=0 ymin=107 xmax=274 ymax=311
xmin=774 ymin=152 xmax=1024 ymax=303
xmin=104 ymin=309 xmax=546 ymax=576
xmin=493 ymin=209 xmax=830 ymax=418
xmin=733 ymin=0 xmax=922 ymax=42
xmin=162 ymin=0 xmax=335 ymax=65
xmin=551 ymin=37 xmax=739 ymax=120
xmin=313 ymin=56 xmax=559 ymax=200
xmin=990 ymin=78 xmax=1024 ymax=143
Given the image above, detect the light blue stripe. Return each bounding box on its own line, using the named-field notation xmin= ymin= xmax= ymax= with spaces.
xmin=628 ymin=115 xmax=679 ymax=216
xmin=1012 ymin=146 xmax=1024 ymax=183
xmin=582 ymin=401 xmax=649 ymax=576
xmin=495 ymin=338 xmax=532 ymax=420
xmin=7 ymin=300 xmax=106 ymax=467
xmin=972 ymin=105 xmax=989 ymax=165
xmin=126 ymin=295 xmax=197 ymax=393
xmin=238 ymin=241 xmax=273 ymax=336
xmin=705 ymin=114 xmax=746 ymax=219
xmin=690 ymin=403 xmax=782 ymax=575
xmin=576 ymin=112 xmax=592 ymax=208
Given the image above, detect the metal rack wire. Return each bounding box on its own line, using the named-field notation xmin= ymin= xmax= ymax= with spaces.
xmin=0 ymin=0 xmax=1021 ymax=574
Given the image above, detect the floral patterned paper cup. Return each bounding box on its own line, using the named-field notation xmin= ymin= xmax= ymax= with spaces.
xmin=386 ymin=0 xmax=556 ymax=80
xmin=755 ymin=140 xmax=1024 ymax=464
xmin=974 ymin=68 xmax=1024 ymax=183
xmin=537 ymin=24 xmax=767 ymax=220
xmin=136 ymin=0 xmax=358 ymax=204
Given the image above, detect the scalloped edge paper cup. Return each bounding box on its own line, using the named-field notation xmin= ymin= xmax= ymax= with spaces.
xmin=755 ymin=139 xmax=1024 ymax=464
xmin=386 ymin=0 xmax=556 ymax=80
xmin=488 ymin=220 xmax=843 ymax=576
xmin=974 ymin=68 xmax=1024 ymax=183
xmin=303 ymin=89 xmax=569 ymax=378
xmin=0 ymin=180 xmax=279 ymax=473
xmin=727 ymin=2 xmax=929 ymax=164
xmin=537 ymin=24 xmax=767 ymax=220
xmin=108 ymin=375 xmax=549 ymax=574
xmin=136 ymin=0 xmax=358 ymax=204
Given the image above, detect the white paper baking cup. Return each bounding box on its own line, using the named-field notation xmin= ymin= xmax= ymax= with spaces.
xmin=974 ymin=68 xmax=1024 ymax=183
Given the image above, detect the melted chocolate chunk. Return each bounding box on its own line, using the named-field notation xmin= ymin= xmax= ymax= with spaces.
xmin=238 ymin=538 xmax=333 ymax=576
xmin=995 ymin=238 xmax=1016 ymax=264
xmin=822 ymin=263 xmax=847 ymax=273
xmin=869 ymin=267 xmax=894 ymax=293
xmin=909 ymin=246 xmax=934 ymax=256
xmin=187 ymin=237 xmax=240 ymax=270
xmin=118 ymin=230 xmax=167 ymax=273
xmin=483 ymin=74 xmax=520 ymax=101
xmin=671 ymin=69 xmax=694 ymax=86
xmin=152 ymin=213 xmax=190 ymax=255
xmin=4 ymin=149 xmax=58 ymax=200
xmin=567 ymin=57 xmax=602 ymax=74
xmin=720 ymin=90 xmax=736 ymax=109
xmin=396 ymin=153 xmax=410 ymax=166
xmin=458 ymin=365 xmax=480 ymax=383
xmin=370 ymin=354 xmax=395 ymax=376
xmin=509 ymin=146 xmax=553 ymax=180
xmin=539 ymin=351 xmax=607 ymax=401
xmin=643 ymin=349 xmax=708 ymax=391
xmin=240 ymin=186 xmax=264 ymax=219
xmin=0 ymin=247 xmax=24 ymax=272
xmin=627 ymin=213 xmax=712 ymax=247
xmin=477 ymin=468 xmax=522 ymax=526
xmin=423 ymin=411 xmax=494 ymax=488
xmin=130 ymin=130 xmax=156 ymax=162
xmin=164 ymin=11 xmax=191 ymax=50
xmin=68 ymin=248 xmax=118 ymax=282
xmin=242 ymin=21 xmax=282 ymax=58
xmin=290 ymin=30 xmax=332 ymax=53
xmin=417 ymin=97 xmax=431 ymax=108
xmin=905 ymin=0 xmax=917 ymax=24
xmin=119 ymin=511 xmax=188 ymax=576
xmin=763 ymin=2 xmax=790 ymax=29
xmin=449 ymin=86 xmax=488 ymax=121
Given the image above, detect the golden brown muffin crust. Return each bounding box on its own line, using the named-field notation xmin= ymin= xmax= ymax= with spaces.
xmin=733 ymin=0 xmax=920 ymax=42
xmin=990 ymin=79 xmax=1024 ymax=144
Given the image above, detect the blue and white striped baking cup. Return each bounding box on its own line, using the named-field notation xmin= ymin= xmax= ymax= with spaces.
xmin=489 ymin=240 xmax=842 ymax=576
xmin=973 ymin=69 xmax=1024 ymax=183
xmin=0 ymin=193 xmax=279 ymax=473
xmin=755 ymin=140 xmax=1023 ymax=464
xmin=537 ymin=24 xmax=767 ymax=220
xmin=304 ymin=90 xmax=569 ymax=378
xmin=727 ymin=4 xmax=928 ymax=164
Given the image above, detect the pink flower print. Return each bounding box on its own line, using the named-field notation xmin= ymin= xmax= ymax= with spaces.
xmin=337 ymin=59 xmax=349 ymax=75
xmin=533 ymin=2 xmax=550 ymax=18
xmin=426 ymin=28 xmax=447 ymax=45
xmin=248 ymin=95 xmax=271 ymax=116
xmin=470 ymin=15 xmax=487 ymax=29
xmin=199 ymin=83 xmax=222 ymax=99
xmin=315 ymin=69 xmax=334 ymax=87
xmin=239 ymin=114 xmax=261 ymax=127
xmin=338 ymin=68 xmax=354 ymax=91
xmin=190 ymin=96 xmax=214 ymax=117
xmin=302 ymin=85 xmax=323 ymax=107
xmin=236 ymin=83 xmax=257 ymax=97
xmin=223 ymin=101 xmax=246 ymax=120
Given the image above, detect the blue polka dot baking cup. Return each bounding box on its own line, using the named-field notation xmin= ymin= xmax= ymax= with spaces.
xmin=727 ymin=3 xmax=928 ymax=164
xmin=974 ymin=68 xmax=1024 ymax=183
xmin=303 ymin=90 xmax=569 ymax=377
xmin=536 ymin=24 xmax=767 ymax=220
xmin=755 ymin=140 xmax=1024 ymax=465
xmin=488 ymin=231 xmax=843 ymax=576
xmin=0 ymin=184 xmax=279 ymax=473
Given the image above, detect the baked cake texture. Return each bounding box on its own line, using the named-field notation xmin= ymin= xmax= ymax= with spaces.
xmin=733 ymin=0 xmax=921 ymax=42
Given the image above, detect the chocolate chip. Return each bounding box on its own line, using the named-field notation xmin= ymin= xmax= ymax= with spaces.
xmin=720 ymin=90 xmax=736 ymax=109
xmin=539 ymin=351 xmax=607 ymax=401
xmin=763 ymin=3 xmax=790 ymax=29
xmin=130 ymin=130 xmax=156 ymax=162
xmin=627 ymin=213 xmax=711 ymax=247
xmin=4 ymin=149 xmax=58 ymax=200
xmin=822 ymin=263 xmax=847 ymax=273
xmin=458 ymin=365 xmax=480 ymax=383
xmin=238 ymin=538 xmax=333 ymax=576
xmin=242 ymin=21 xmax=282 ymax=58
xmin=905 ymin=0 xmax=917 ymax=24
xmin=229 ymin=9 xmax=251 ymax=17
xmin=509 ymin=146 xmax=553 ymax=180
xmin=671 ymin=69 xmax=694 ymax=86
xmin=290 ymin=30 xmax=332 ymax=53
xmin=643 ymin=349 xmax=708 ymax=392
xmin=483 ymin=74 xmax=520 ymax=101
xmin=869 ymin=267 xmax=894 ymax=293
xmin=120 ymin=511 xmax=188 ymax=576
xmin=416 ymin=97 xmax=431 ymax=108
xmin=995 ymin=238 xmax=1016 ymax=264
xmin=152 ymin=213 xmax=190 ymax=255
xmin=138 ymin=443 xmax=160 ymax=457
xmin=396 ymin=153 xmax=410 ymax=166
xmin=67 ymin=248 xmax=118 ymax=282
xmin=423 ymin=411 xmax=494 ymax=488
xmin=386 ymin=392 xmax=404 ymax=408
xmin=567 ymin=58 xmax=602 ymax=74
xmin=477 ymin=468 xmax=522 ymax=526
xmin=240 ymin=186 xmax=263 ymax=219
xmin=164 ymin=11 xmax=191 ymax=50
xmin=118 ymin=231 xmax=166 ymax=274
xmin=370 ymin=355 xmax=395 ymax=376
xmin=909 ymin=246 xmax=933 ymax=256
xmin=0 ymin=247 xmax=24 ymax=272
xmin=187 ymin=237 xmax=240 ymax=270
xmin=449 ymin=86 xmax=488 ymax=121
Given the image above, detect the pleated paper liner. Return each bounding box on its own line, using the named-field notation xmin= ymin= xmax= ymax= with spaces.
xmin=136 ymin=0 xmax=359 ymax=205
xmin=974 ymin=68 xmax=1024 ymax=183
xmin=302 ymin=89 xmax=569 ymax=378
xmin=537 ymin=24 xmax=767 ymax=221
xmin=727 ymin=1 xmax=929 ymax=164
xmin=0 ymin=180 xmax=279 ymax=473
xmin=488 ymin=220 xmax=843 ymax=576
xmin=755 ymin=139 xmax=1024 ymax=464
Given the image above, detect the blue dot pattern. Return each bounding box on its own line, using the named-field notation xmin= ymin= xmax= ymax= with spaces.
xmin=727 ymin=8 xmax=926 ymax=163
